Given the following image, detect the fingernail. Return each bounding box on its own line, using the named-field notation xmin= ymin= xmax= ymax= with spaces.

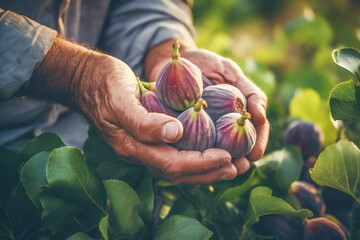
xmin=219 ymin=174 xmax=231 ymax=181
xmin=260 ymin=105 xmax=266 ymax=118
xmin=162 ymin=121 xmax=180 ymax=142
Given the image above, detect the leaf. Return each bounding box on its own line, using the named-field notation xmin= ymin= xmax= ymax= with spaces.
xmin=310 ymin=139 xmax=360 ymax=204
xmin=332 ymin=48 xmax=360 ymax=84
xmin=19 ymin=132 xmax=65 ymax=162
xmin=0 ymin=207 xmax=14 ymax=239
xmin=255 ymin=146 xmax=303 ymax=194
xmin=20 ymin=151 xmax=49 ymax=209
xmin=329 ymin=80 xmax=360 ymax=120
xmin=83 ymin=129 xmax=145 ymax=184
xmin=289 ymin=88 xmax=337 ymax=145
xmin=0 ymin=146 xmax=22 ymax=181
xmin=103 ymin=180 xmax=144 ymax=238
xmin=99 ymin=215 xmax=109 ymax=240
xmin=46 ymin=147 xmax=107 ymax=213
xmin=135 ymin=176 xmax=154 ymax=224
xmin=154 ymin=215 xmax=213 ymax=240
xmin=66 ymin=232 xmax=98 ymax=240
xmin=39 ymin=193 xmax=79 ymax=233
xmin=242 ymin=186 xmax=313 ymax=234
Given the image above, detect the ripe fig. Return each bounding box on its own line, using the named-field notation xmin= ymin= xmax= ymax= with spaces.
xmin=201 ymin=75 xmax=214 ymax=88
xmin=252 ymin=214 xmax=304 ymax=240
xmin=172 ymin=99 xmax=216 ymax=151
xmin=288 ymin=181 xmax=326 ymax=218
xmin=284 ymin=120 xmax=325 ymax=159
xmin=324 ymin=214 xmax=351 ymax=240
xmin=215 ymin=111 xmax=256 ymax=158
xmin=156 ymin=39 xmax=203 ymax=111
xmin=304 ymin=217 xmax=348 ymax=240
xmin=201 ymin=84 xmax=247 ymax=122
xmin=137 ymin=77 xmax=178 ymax=117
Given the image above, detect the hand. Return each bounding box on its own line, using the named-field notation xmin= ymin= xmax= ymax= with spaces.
xmin=145 ymin=39 xmax=270 ymax=174
xmin=28 ymin=37 xmax=239 ymax=184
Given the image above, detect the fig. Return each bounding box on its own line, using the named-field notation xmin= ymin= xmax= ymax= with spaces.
xmin=324 ymin=214 xmax=351 ymax=240
xmin=215 ymin=111 xmax=256 ymax=158
xmin=201 ymin=75 xmax=214 ymax=88
xmin=172 ymin=99 xmax=216 ymax=151
xmin=201 ymin=84 xmax=247 ymax=122
xmin=252 ymin=214 xmax=304 ymax=240
xmin=284 ymin=120 xmax=325 ymax=159
xmin=304 ymin=217 xmax=348 ymax=240
xmin=288 ymin=181 xmax=326 ymax=218
xmin=156 ymin=39 xmax=203 ymax=111
xmin=137 ymin=77 xmax=178 ymax=117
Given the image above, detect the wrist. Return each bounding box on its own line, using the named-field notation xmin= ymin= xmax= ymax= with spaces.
xmin=28 ymin=36 xmax=93 ymax=109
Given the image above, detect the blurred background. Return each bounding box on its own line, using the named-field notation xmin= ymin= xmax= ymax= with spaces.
xmin=191 ymin=0 xmax=360 ymax=153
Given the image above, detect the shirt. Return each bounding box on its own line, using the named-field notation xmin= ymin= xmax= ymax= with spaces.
xmin=0 ymin=0 xmax=196 ymax=147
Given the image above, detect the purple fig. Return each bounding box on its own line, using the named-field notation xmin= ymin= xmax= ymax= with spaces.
xmin=252 ymin=214 xmax=304 ymax=240
xmin=172 ymin=99 xmax=216 ymax=151
xmin=202 ymin=75 xmax=214 ymax=88
xmin=288 ymin=181 xmax=326 ymax=218
xmin=156 ymin=39 xmax=203 ymax=111
xmin=137 ymin=77 xmax=178 ymax=117
xmin=324 ymin=214 xmax=351 ymax=240
xmin=305 ymin=217 xmax=348 ymax=240
xmin=215 ymin=111 xmax=256 ymax=158
xmin=284 ymin=120 xmax=324 ymax=159
xmin=201 ymin=84 xmax=247 ymax=122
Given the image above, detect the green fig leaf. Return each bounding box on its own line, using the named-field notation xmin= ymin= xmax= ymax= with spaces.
xmin=154 ymin=215 xmax=213 ymax=240
xmin=20 ymin=151 xmax=49 ymax=209
xmin=0 ymin=146 xmax=22 ymax=181
xmin=310 ymin=139 xmax=360 ymax=204
xmin=332 ymin=48 xmax=360 ymax=84
xmin=289 ymin=88 xmax=337 ymax=145
xmin=103 ymin=180 xmax=144 ymax=239
xmin=329 ymin=80 xmax=360 ymax=120
xmin=255 ymin=146 xmax=303 ymax=194
xmin=66 ymin=232 xmax=98 ymax=240
xmin=135 ymin=176 xmax=154 ymax=224
xmin=0 ymin=207 xmax=14 ymax=239
xmin=83 ymin=129 xmax=146 ymax=185
xmin=99 ymin=215 xmax=109 ymax=240
xmin=46 ymin=147 xmax=107 ymax=213
xmin=19 ymin=132 xmax=65 ymax=162
xmin=242 ymin=186 xmax=313 ymax=235
xmin=39 ymin=193 xmax=80 ymax=233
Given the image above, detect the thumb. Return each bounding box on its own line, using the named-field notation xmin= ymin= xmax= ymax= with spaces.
xmin=116 ymin=93 xmax=183 ymax=144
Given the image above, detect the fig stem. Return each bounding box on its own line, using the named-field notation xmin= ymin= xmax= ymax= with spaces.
xmin=141 ymin=80 xmax=155 ymax=91
xmin=194 ymin=98 xmax=207 ymax=112
xmin=137 ymin=77 xmax=148 ymax=94
xmin=237 ymin=111 xmax=251 ymax=126
xmin=172 ymin=39 xmax=180 ymax=60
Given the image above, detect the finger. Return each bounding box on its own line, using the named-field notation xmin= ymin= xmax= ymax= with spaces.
xmin=171 ymin=163 xmax=237 ymax=185
xmin=246 ymin=120 xmax=270 ymax=161
xmin=110 ymin=75 xmax=184 ymax=144
xmin=108 ymin=129 xmax=232 ymax=181
xmin=232 ymin=157 xmax=251 ymax=175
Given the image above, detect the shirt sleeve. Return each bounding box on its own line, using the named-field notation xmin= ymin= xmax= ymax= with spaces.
xmin=98 ymin=0 xmax=197 ymax=78
xmin=0 ymin=9 xmax=57 ymax=100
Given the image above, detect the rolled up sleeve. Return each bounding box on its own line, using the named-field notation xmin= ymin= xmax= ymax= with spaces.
xmin=0 ymin=9 xmax=57 ymax=100
xmin=99 ymin=0 xmax=197 ymax=77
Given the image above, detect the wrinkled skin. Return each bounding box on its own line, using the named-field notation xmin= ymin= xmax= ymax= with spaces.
xmin=28 ymin=37 xmax=239 ymax=184
xmin=146 ymin=39 xmax=270 ymax=177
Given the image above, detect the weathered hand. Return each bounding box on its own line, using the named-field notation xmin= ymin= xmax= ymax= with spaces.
xmin=28 ymin=37 xmax=238 ymax=184
xmin=146 ymin=39 xmax=270 ymax=175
